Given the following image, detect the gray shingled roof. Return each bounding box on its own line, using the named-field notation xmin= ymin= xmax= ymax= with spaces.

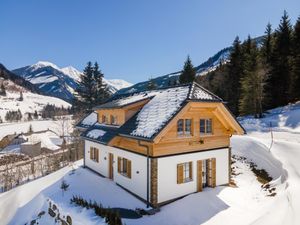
xmin=82 ymin=82 xmax=224 ymax=143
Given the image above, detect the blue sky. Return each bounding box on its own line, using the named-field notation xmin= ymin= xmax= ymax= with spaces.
xmin=0 ymin=0 xmax=299 ymax=83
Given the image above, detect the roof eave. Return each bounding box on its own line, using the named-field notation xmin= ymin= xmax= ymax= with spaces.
xmin=118 ymin=133 xmax=154 ymax=143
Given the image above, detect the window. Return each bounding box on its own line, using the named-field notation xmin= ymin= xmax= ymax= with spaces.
xmin=110 ymin=115 xmax=118 ymax=125
xmin=200 ymin=119 xmax=213 ymax=135
xmin=177 ymin=119 xmax=184 ymax=135
xmin=177 ymin=161 xmax=193 ymax=184
xmin=90 ymin=147 xmax=99 ymax=162
xmin=118 ymin=157 xmax=132 ymax=178
xmin=102 ymin=115 xmax=106 ymax=124
xmin=177 ymin=119 xmax=192 ymax=136
xmin=185 ymin=119 xmax=192 ymax=136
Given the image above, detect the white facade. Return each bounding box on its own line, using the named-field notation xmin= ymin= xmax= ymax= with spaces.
xmin=157 ymin=148 xmax=229 ymax=203
xmin=85 ymin=140 xmax=229 ymax=204
xmin=85 ymin=140 xmax=148 ymax=200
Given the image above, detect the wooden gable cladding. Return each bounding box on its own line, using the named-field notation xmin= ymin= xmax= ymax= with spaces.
xmin=108 ymin=100 xmax=243 ymax=157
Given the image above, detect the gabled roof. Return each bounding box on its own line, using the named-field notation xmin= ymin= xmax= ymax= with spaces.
xmin=81 ymin=83 xmax=244 ymax=144
xmin=82 ymin=82 xmax=243 ymax=144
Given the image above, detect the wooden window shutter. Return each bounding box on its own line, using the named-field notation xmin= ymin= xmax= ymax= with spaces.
xmin=118 ymin=157 xmax=121 ymax=173
xmin=127 ymin=160 xmax=132 ymax=178
xmin=177 ymin=164 xmax=184 ymax=184
xmin=197 ymin=160 xmax=203 ymax=192
xmin=189 ymin=161 xmax=193 ymax=180
xmin=96 ymin=149 xmax=99 ymax=162
xmin=211 ymin=158 xmax=216 ymax=187
xmin=90 ymin=147 xmax=93 ymax=160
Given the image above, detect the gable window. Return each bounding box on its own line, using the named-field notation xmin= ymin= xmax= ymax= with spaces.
xmin=200 ymin=119 xmax=213 ymax=135
xmin=110 ymin=115 xmax=118 ymax=125
xmin=177 ymin=119 xmax=184 ymax=135
xmin=90 ymin=147 xmax=99 ymax=162
xmin=185 ymin=119 xmax=192 ymax=135
xmin=118 ymin=157 xmax=132 ymax=178
xmin=177 ymin=162 xmax=193 ymax=184
xmin=177 ymin=119 xmax=192 ymax=136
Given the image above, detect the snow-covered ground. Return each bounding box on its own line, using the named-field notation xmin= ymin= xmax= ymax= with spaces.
xmin=0 ymin=102 xmax=299 ymax=225
xmin=0 ymin=119 xmax=73 ymax=141
xmin=0 ymin=86 xmax=71 ymax=122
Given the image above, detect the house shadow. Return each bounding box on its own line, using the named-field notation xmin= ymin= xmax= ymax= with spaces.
xmin=128 ymin=186 xmax=229 ymax=225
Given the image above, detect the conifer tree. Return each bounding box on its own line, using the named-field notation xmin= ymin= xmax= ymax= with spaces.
xmin=147 ymin=78 xmax=157 ymax=90
xmin=93 ymin=62 xmax=110 ymax=106
xmin=179 ymin=56 xmax=196 ymax=84
xmin=0 ymin=83 xmax=6 ymax=96
xmin=261 ymin=23 xmax=273 ymax=65
xmin=75 ymin=62 xmax=95 ymax=112
xmin=268 ymin=10 xmax=293 ymax=108
xmin=290 ymin=16 xmax=300 ymax=101
xmin=239 ymin=38 xmax=265 ymax=117
xmin=19 ymin=91 xmax=23 ymax=101
xmin=225 ymin=36 xmax=245 ymax=115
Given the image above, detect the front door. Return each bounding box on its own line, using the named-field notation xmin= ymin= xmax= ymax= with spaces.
xmin=197 ymin=158 xmax=216 ymax=192
xmin=108 ymin=153 xmax=114 ymax=180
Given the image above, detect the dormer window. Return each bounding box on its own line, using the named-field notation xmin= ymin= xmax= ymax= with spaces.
xmin=102 ymin=115 xmax=106 ymax=124
xmin=110 ymin=115 xmax=118 ymax=125
xmin=177 ymin=119 xmax=192 ymax=136
xmin=200 ymin=119 xmax=212 ymax=135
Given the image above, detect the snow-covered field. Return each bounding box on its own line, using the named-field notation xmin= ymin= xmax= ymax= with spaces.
xmin=0 ymin=119 xmax=73 ymax=141
xmin=0 ymin=102 xmax=299 ymax=225
xmin=0 ymin=88 xmax=71 ymax=122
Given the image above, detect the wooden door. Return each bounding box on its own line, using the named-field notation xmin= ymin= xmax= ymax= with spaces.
xmin=108 ymin=153 xmax=114 ymax=180
xmin=197 ymin=160 xmax=203 ymax=192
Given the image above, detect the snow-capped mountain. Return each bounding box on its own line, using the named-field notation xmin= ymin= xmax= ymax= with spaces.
xmin=0 ymin=63 xmax=71 ymax=122
xmin=13 ymin=62 xmax=132 ymax=102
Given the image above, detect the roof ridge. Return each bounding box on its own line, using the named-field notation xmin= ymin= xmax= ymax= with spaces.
xmin=191 ymin=81 xmax=223 ymax=101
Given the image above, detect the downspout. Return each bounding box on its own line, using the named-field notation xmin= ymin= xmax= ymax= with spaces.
xmin=138 ymin=140 xmax=150 ymax=208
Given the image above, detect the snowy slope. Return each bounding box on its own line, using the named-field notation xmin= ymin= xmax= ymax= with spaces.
xmin=0 ymin=79 xmax=71 ymax=123
xmin=1 ymin=103 xmax=300 ymax=225
xmin=13 ymin=62 xmax=132 ymax=102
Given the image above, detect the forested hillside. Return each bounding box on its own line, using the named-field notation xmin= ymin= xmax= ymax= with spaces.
xmin=197 ymin=11 xmax=300 ymax=117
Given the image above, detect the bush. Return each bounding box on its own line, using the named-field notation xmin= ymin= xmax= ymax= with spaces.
xmin=70 ymin=195 xmax=122 ymax=225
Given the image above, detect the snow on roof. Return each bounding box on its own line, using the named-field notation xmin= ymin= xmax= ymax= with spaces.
xmin=94 ymin=91 xmax=158 ymax=109
xmin=81 ymin=112 xmax=98 ymax=126
xmin=130 ymin=86 xmax=190 ymax=138
xmin=86 ymin=129 xmax=106 ymax=139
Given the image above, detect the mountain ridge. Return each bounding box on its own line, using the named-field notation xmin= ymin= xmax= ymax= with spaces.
xmin=13 ymin=62 xmax=133 ymax=102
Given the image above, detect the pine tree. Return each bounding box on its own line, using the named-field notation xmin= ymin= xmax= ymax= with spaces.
xmin=225 ymin=36 xmax=245 ymax=115
xmin=33 ymin=110 xmax=38 ymax=119
xmin=27 ymin=113 xmax=33 ymax=121
xmin=75 ymin=62 xmax=95 ymax=112
xmin=28 ymin=124 xmax=33 ymax=133
xmin=268 ymin=10 xmax=293 ymax=108
xmin=18 ymin=91 xmax=23 ymax=101
xmin=290 ymin=16 xmax=300 ymax=101
xmin=179 ymin=56 xmax=196 ymax=84
xmin=0 ymin=83 xmax=6 ymax=96
xmin=93 ymin=62 xmax=110 ymax=105
xmin=147 ymin=78 xmax=157 ymax=90
xmin=239 ymin=38 xmax=265 ymax=117
xmin=261 ymin=23 xmax=273 ymax=65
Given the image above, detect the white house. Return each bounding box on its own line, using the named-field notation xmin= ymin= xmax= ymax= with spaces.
xmin=78 ymin=82 xmax=245 ymax=207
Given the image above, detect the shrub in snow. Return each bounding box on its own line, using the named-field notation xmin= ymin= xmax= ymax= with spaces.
xmin=60 ymin=179 xmax=69 ymax=196
xmin=70 ymin=195 xmax=123 ymax=225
